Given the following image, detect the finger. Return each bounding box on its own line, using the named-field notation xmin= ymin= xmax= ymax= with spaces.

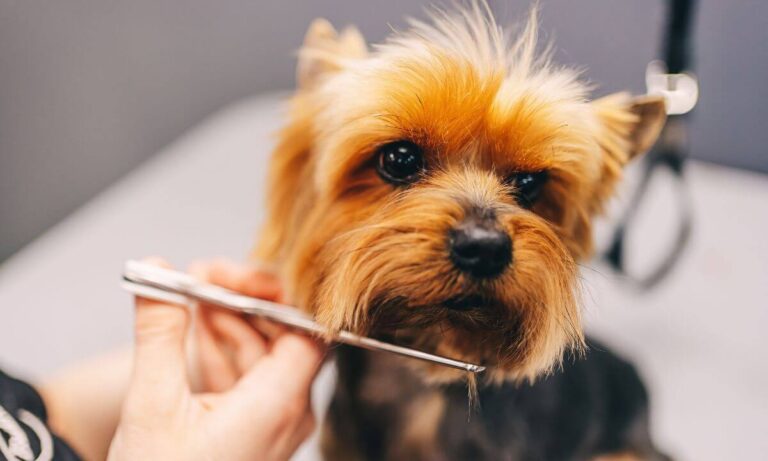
xmin=194 ymin=305 xmax=239 ymax=392
xmin=190 ymin=258 xmax=290 ymax=343
xmin=236 ymin=332 xmax=325 ymax=399
xmin=190 ymin=261 xmax=272 ymax=390
xmin=131 ymin=258 xmax=190 ymax=394
xmin=249 ymin=316 xmax=286 ymax=343
xmin=294 ymin=412 xmax=317 ymax=447
xmin=270 ymin=332 xmax=326 ymax=384
xmin=279 ymin=411 xmax=317 ymax=460
xmin=205 ymin=259 xmax=283 ymax=301
xmin=189 ymin=262 xmax=241 ymax=391
xmin=207 ymin=309 xmax=267 ymax=374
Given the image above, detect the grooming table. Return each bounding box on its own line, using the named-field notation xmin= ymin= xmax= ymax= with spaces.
xmin=1 ymin=93 xmax=766 ymax=460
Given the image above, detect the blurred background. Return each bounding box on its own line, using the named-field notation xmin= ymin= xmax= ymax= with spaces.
xmin=0 ymin=1 xmax=766 ymax=460
xmin=2 ymin=0 xmax=767 ymax=260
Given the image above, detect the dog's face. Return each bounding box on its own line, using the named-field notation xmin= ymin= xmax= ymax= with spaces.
xmin=255 ymin=7 xmax=666 ymax=382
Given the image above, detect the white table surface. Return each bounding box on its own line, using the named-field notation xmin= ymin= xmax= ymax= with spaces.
xmin=1 ymin=93 xmax=766 ymax=461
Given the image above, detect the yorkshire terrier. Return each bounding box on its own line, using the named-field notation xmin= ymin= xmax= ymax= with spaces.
xmin=254 ymin=4 xmax=669 ymax=460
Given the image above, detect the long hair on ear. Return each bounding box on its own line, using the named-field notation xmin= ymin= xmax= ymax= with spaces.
xmin=254 ymin=19 xmax=368 ymax=264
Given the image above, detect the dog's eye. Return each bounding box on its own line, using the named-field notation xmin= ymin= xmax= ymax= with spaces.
xmin=506 ymin=171 xmax=548 ymax=207
xmin=376 ymin=140 xmax=425 ymax=185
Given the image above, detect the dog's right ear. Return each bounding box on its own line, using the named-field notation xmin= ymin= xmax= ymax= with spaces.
xmin=297 ymin=19 xmax=367 ymax=88
xmin=591 ymin=92 xmax=667 ymax=165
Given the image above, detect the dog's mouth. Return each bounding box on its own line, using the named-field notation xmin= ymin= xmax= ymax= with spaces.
xmin=441 ymin=293 xmax=489 ymax=311
xmin=365 ymin=292 xmax=519 ymax=348
xmin=367 ymin=292 xmax=507 ymax=329
xmin=363 ymin=292 xmax=524 ymax=379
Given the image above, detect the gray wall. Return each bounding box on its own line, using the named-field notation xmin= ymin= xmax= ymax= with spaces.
xmin=1 ymin=1 xmax=766 ymax=261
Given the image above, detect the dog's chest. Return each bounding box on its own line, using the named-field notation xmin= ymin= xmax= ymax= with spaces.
xmin=325 ymin=347 xmax=528 ymax=461
xmin=323 ymin=343 xmax=654 ymax=461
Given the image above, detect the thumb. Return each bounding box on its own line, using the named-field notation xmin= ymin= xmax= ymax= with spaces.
xmin=234 ymin=332 xmax=325 ymax=404
xmin=130 ymin=259 xmax=190 ymax=396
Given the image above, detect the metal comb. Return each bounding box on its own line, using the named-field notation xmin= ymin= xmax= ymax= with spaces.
xmin=121 ymin=260 xmax=485 ymax=373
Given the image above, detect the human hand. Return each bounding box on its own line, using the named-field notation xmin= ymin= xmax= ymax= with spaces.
xmin=108 ymin=259 xmax=325 ymax=461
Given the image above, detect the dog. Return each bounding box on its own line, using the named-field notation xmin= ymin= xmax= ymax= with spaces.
xmin=253 ymin=3 xmax=669 ymax=460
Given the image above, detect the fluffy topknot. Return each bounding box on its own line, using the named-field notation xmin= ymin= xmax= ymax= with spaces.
xmin=379 ymin=2 xmax=551 ymax=81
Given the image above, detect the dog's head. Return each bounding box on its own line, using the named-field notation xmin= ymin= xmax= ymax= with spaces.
xmin=255 ymin=5 xmax=665 ymax=382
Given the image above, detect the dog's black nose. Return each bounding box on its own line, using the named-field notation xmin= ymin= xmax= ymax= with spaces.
xmin=448 ymin=219 xmax=512 ymax=278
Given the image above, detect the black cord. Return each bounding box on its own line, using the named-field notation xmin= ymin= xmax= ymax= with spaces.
xmin=603 ymin=0 xmax=697 ymax=289
xmin=666 ymin=0 xmax=696 ymax=73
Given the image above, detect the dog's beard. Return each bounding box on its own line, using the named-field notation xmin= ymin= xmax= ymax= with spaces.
xmin=309 ymin=172 xmax=584 ymax=383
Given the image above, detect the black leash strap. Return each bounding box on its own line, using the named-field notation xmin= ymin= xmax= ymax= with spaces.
xmin=604 ymin=0 xmax=698 ymax=289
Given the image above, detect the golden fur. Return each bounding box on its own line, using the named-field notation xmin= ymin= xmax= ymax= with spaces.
xmin=254 ymin=4 xmax=665 ymax=383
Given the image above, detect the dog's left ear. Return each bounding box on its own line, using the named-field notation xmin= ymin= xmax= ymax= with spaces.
xmin=297 ymin=18 xmax=368 ymax=88
xmin=591 ymin=92 xmax=667 ymax=165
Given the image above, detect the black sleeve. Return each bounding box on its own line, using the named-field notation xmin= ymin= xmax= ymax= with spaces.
xmin=0 ymin=368 xmax=82 ymax=461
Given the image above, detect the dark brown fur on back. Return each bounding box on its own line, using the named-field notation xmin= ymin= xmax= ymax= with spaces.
xmin=323 ymin=342 xmax=669 ymax=461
